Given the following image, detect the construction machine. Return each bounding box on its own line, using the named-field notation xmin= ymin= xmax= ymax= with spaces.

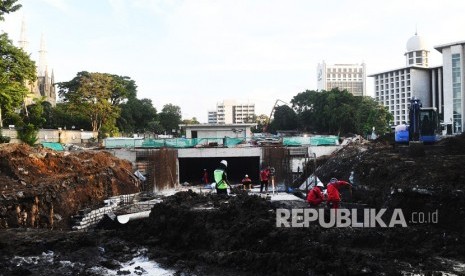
xmin=395 ymin=97 xmax=440 ymax=143
xmin=395 ymin=97 xmax=440 ymax=155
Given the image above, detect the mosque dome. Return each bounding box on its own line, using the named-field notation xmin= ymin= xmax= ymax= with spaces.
xmin=406 ymin=34 xmax=428 ymax=52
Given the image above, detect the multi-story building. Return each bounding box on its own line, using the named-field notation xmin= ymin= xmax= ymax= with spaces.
xmin=209 ymin=100 xmax=255 ymax=124
xmin=208 ymin=111 xmax=218 ymax=124
xmin=435 ymin=40 xmax=465 ymax=133
xmin=317 ymin=62 xmax=366 ymax=96
xmin=369 ymin=33 xmax=465 ymax=134
xmin=369 ymin=34 xmax=444 ymax=126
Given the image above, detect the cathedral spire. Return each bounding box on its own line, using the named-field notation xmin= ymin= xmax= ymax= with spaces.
xmin=18 ymin=17 xmax=28 ymax=51
xmin=38 ymin=33 xmax=48 ymax=77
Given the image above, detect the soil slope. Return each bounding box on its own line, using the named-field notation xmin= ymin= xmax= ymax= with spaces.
xmin=0 ymin=144 xmax=140 ymax=229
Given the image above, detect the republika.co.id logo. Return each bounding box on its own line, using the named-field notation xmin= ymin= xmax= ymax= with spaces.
xmin=276 ymin=208 xmax=438 ymax=228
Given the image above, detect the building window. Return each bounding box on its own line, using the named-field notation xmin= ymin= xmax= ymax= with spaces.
xmin=452 ymin=53 xmax=462 ymax=132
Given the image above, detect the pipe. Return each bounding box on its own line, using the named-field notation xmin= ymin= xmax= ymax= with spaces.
xmin=117 ymin=211 xmax=151 ymax=224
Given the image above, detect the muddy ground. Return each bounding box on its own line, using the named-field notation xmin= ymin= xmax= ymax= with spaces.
xmin=1 ymin=135 xmax=465 ymax=275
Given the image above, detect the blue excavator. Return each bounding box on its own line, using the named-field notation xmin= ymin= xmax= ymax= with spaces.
xmin=395 ymin=97 xmax=440 ymax=145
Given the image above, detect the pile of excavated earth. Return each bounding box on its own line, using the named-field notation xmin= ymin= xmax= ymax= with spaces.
xmin=1 ymin=135 xmax=465 ymax=275
xmin=0 ymin=143 xmax=140 ymax=229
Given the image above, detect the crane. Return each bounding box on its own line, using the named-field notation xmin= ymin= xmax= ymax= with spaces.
xmin=263 ymin=99 xmax=291 ymax=133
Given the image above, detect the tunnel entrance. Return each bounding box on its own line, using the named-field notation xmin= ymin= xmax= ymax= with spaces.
xmin=179 ymin=157 xmax=260 ymax=185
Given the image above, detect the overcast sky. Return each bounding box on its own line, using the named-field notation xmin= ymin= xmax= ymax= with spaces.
xmin=2 ymin=0 xmax=465 ymax=122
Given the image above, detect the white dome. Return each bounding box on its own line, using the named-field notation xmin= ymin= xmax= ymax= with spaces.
xmin=406 ymin=34 xmax=428 ymax=52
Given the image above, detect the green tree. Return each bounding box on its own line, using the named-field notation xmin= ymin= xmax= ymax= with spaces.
xmin=51 ymin=102 xmax=92 ymax=130
xmin=181 ymin=117 xmax=199 ymax=125
xmin=0 ymin=33 xmax=37 ymax=128
xmin=355 ymin=97 xmax=393 ymax=135
xmin=109 ymin=75 xmax=137 ymax=106
xmin=57 ymin=72 xmax=135 ymax=133
xmin=159 ymin=103 xmax=182 ymax=135
xmin=147 ymin=120 xmax=164 ymax=134
xmin=21 ymin=98 xmax=46 ymax=128
xmin=269 ymin=105 xmax=299 ymax=133
xmin=251 ymin=114 xmax=268 ymax=133
xmin=117 ymin=98 xmax=158 ymax=134
xmin=291 ymin=88 xmax=390 ymax=135
xmin=17 ymin=123 xmax=38 ymax=146
xmin=0 ymin=0 xmax=21 ymax=21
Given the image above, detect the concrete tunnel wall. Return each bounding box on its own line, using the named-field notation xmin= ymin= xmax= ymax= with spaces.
xmin=109 ymin=146 xmax=341 ymax=190
xmin=179 ymin=157 xmax=260 ymax=185
xmin=178 ymin=148 xmax=262 ymax=185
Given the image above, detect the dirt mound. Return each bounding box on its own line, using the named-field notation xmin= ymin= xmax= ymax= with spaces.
xmin=117 ymin=191 xmax=464 ymax=275
xmin=0 ymin=143 xmax=140 ymax=229
xmin=437 ymin=132 xmax=465 ymax=154
xmin=114 ymin=137 xmax=465 ymax=274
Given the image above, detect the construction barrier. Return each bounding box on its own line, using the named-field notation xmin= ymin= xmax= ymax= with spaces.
xmin=104 ymin=136 xmax=338 ymax=149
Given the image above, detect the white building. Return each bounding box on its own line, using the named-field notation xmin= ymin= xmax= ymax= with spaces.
xmin=209 ymin=100 xmax=255 ymax=124
xmin=369 ymin=34 xmax=444 ymax=126
xmin=181 ymin=123 xmax=256 ymax=140
xmin=317 ymin=62 xmax=366 ymax=96
xmin=435 ymin=41 xmax=465 ymax=133
xmin=208 ymin=111 xmax=218 ymax=124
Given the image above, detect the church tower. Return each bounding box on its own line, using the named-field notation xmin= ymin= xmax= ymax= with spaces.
xmin=18 ymin=17 xmax=28 ymax=51
xmin=18 ymin=20 xmax=56 ymax=107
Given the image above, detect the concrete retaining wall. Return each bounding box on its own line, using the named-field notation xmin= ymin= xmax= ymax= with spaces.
xmin=1 ymin=128 xmax=97 ymax=144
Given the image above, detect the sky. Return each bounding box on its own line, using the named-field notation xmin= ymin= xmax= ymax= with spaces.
xmin=2 ymin=0 xmax=465 ymax=123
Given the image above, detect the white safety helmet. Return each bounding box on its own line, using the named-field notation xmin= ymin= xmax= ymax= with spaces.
xmin=220 ymin=160 xmax=228 ymax=167
xmin=316 ymin=183 xmax=324 ymax=188
xmin=330 ymin=177 xmax=337 ymax=183
xmin=245 ymin=174 xmax=248 ymax=177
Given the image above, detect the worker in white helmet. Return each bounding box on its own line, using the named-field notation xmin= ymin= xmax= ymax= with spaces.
xmin=306 ymin=182 xmax=326 ymax=207
xmin=214 ymin=160 xmax=231 ymax=195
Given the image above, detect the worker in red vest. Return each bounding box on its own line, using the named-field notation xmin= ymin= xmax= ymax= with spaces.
xmin=306 ymin=182 xmax=325 ymax=207
xmin=241 ymin=174 xmax=252 ymax=190
xmin=260 ymin=167 xmax=270 ymax=193
xmin=326 ymin=178 xmax=352 ymax=209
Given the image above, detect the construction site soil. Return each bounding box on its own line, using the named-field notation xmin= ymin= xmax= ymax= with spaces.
xmin=1 ymin=135 xmax=465 ymax=275
xmin=0 ymin=144 xmax=140 ymax=229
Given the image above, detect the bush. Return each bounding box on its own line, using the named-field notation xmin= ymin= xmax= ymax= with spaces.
xmin=0 ymin=129 xmax=11 ymax=143
xmin=17 ymin=124 xmax=38 ymax=146
xmin=0 ymin=135 xmax=10 ymax=143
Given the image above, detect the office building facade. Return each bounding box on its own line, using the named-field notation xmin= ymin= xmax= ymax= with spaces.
xmin=317 ymin=62 xmax=366 ymax=96
xmin=370 ymin=34 xmax=444 ymax=126
xmin=209 ymin=100 xmax=255 ymax=124
xmin=435 ymin=41 xmax=465 ymax=133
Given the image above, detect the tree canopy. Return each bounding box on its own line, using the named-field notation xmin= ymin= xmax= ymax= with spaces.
xmin=117 ymin=97 xmax=158 ymax=134
xmin=181 ymin=117 xmax=200 ymax=125
xmin=0 ymin=33 xmax=37 ymax=128
xmin=57 ymin=72 xmax=135 ymax=133
xmin=0 ymin=0 xmax=21 ymax=21
xmin=159 ymin=103 xmax=182 ymax=135
xmin=269 ymin=105 xmax=299 ymax=133
xmin=290 ymin=88 xmax=392 ymax=135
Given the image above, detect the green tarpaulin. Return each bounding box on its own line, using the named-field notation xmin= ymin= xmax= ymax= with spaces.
xmin=41 ymin=142 xmax=65 ymax=151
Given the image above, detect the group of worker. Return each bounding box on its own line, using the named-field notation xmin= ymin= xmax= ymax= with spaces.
xmin=240 ymin=166 xmax=272 ymax=192
xmin=306 ymin=178 xmax=352 ymax=209
xmin=202 ymin=160 xmax=273 ymax=195
xmin=206 ymin=160 xmax=352 ymax=205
